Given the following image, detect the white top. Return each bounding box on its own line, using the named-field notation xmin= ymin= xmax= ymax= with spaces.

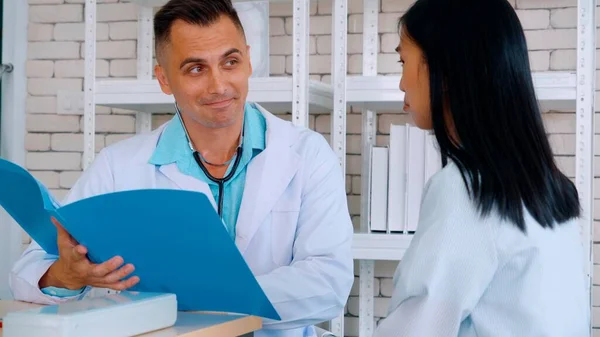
xmin=375 ymin=162 xmax=589 ymax=337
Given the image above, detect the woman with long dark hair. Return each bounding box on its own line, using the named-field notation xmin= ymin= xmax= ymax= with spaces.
xmin=374 ymin=0 xmax=589 ymax=336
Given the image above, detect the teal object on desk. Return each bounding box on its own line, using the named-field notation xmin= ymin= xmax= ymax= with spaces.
xmin=0 ymin=157 xmax=281 ymax=321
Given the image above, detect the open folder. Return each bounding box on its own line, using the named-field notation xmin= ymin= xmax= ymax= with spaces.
xmin=0 ymin=158 xmax=280 ymax=321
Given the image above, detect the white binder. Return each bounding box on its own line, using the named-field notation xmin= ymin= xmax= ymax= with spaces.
xmin=387 ymin=124 xmax=407 ymax=233
xmin=424 ymin=133 xmax=442 ymax=183
xmin=406 ymin=125 xmax=425 ymax=233
xmin=370 ymin=147 xmax=389 ymax=232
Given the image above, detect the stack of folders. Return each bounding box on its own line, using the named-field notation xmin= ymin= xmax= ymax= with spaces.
xmin=370 ymin=124 xmax=442 ymax=233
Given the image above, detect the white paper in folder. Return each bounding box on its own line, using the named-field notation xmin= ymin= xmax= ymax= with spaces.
xmin=406 ymin=125 xmax=425 ymax=232
xmin=387 ymin=125 xmax=407 ymax=233
xmin=370 ymin=147 xmax=389 ymax=232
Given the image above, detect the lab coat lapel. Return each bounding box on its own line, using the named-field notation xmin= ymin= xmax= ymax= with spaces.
xmin=235 ymin=109 xmax=301 ymax=253
xmin=158 ymin=163 xmax=218 ymax=209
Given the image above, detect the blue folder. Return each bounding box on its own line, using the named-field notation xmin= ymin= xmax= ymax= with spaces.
xmin=0 ymin=157 xmax=280 ymax=321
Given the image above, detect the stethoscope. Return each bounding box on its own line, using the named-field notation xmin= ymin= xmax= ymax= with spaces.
xmin=175 ymin=103 xmax=244 ymax=218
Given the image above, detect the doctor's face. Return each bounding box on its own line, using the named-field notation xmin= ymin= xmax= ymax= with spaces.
xmin=155 ymin=16 xmax=252 ymax=129
xmin=398 ymin=29 xmax=432 ymax=130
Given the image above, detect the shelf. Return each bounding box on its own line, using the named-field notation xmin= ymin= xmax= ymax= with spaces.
xmin=532 ymin=71 xmax=577 ymax=112
xmin=352 ymin=233 xmax=413 ymax=261
xmin=95 ymin=71 xmax=575 ymax=115
xmin=94 ymin=77 xmax=333 ymax=114
xmin=346 ymin=71 xmax=577 ymax=112
xmin=346 ymin=76 xmax=404 ymax=111
xmin=125 ymin=0 xmax=292 ymax=6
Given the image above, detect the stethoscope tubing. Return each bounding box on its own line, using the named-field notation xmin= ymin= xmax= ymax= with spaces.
xmin=175 ymin=102 xmax=244 ymax=218
xmin=192 ymin=148 xmax=243 ymax=217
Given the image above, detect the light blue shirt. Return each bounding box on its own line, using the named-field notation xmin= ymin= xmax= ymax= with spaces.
xmin=374 ymin=161 xmax=589 ymax=337
xmin=148 ymin=102 xmax=266 ymax=239
xmin=42 ymin=103 xmax=266 ymax=298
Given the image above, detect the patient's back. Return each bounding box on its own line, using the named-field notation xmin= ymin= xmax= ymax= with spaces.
xmin=468 ymin=211 xmax=588 ymax=337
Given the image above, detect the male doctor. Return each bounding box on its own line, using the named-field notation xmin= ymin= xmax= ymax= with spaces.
xmin=9 ymin=0 xmax=354 ymax=336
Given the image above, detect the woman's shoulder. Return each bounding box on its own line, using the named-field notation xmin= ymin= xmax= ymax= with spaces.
xmin=418 ymin=160 xmax=506 ymax=241
xmin=410 ymin=160 xmax=500 ymax=265
xmin=414 ymin=161 xmax=491 ymax=238
xmin=423 ymin=161 xmax=473 ymax=208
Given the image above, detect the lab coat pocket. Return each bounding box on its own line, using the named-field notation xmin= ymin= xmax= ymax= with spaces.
xmin=270 ymin=211 xmax=299 ymax=267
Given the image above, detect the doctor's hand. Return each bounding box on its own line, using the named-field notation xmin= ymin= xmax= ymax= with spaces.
xmin=38 ymin=217 xmax=140 ymax=291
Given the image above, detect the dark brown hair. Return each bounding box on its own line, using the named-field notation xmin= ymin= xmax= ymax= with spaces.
xmin=154 ymin=0 xmax=246 ymax=61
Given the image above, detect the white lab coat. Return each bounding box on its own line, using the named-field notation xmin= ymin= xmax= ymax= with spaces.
xmin=9 ymin=104 xmax=354 ymax=337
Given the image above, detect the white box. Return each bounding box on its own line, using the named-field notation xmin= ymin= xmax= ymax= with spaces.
xmin=406 ymin=126 xmax=425 ymax=232
xmin=235 ymin=1 xmax=270 ymax=78
xmin=387 ymin=125 xmax=407 ymax=233
xmin=3 ymin=292 xmax=177 ymax=337
xmin=370 ymin=147 xmax=389 ymax=232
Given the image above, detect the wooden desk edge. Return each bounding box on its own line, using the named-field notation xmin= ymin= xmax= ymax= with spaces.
xmin=178 ymin=315 xmax=262 ymax=337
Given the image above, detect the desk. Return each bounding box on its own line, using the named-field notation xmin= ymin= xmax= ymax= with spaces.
xmin=0 ymin=300 xmax=261 ymax=337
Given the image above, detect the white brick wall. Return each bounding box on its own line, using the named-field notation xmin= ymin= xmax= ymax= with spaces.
xmin=517 ymin=10 xmax=550 ymax=30
xmin=97 ymin=3 xmax=138 ymax=22
xmin=517 ymin=0 xmax=575 ymax=9
xmin=28 ymin=24 xmax=54 ymax=41
xmin=54 ymin=23 xmax=109 ymax=41
xmin=27 ymin=96 xmax=57 ymax=114
xmin=16 ymin=0 xmax=593 ymax=335
xmin=550 ymin=49 xmax=576 ymax=70
xmin=55 ymin=60 xmax=110 ymax=78
xmin=29 ymin=4 xmax=83 ymax=23
xmin=27 ymin=60 xmax=54 ymax=78
xmin=59 ymin=171 xmax=82 ymax=189
xmin=26 ymin=134 xmax=51 ymax=151
xmin=26 ymin=152 xmax=81 ymax=171
xmin=26 ymin=114 xmax=79 ymax=132
xmin=28 ymin=41 xmax=80 ymax=59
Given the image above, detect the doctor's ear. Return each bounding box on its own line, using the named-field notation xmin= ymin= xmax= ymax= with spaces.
xmin=155 ymin=64 xmax=173 ymax=96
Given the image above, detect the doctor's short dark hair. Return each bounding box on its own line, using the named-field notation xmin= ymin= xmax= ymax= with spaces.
xmin=398 ymin=0 xmax=580 ymax=233
xmin=153 ymin=0 xmax=246 ymax=62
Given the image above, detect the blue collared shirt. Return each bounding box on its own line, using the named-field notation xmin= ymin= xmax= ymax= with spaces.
xmin=148 ymin=102 xmax=266 ymax=240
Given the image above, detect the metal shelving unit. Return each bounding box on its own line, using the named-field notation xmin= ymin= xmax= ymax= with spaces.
xmin=83 ymin=0 xmax=595 ymax=336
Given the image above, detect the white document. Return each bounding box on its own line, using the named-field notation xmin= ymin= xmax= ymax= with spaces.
xmin=406 ymin=125 xmax=425 ymax=232
xmin=387 ymin=124 xmax=407 ymax=233
xmin=370 ymin=147 xmax=389 ymax=232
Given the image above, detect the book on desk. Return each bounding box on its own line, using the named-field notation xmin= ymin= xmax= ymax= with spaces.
xmin=0 ymin=294 xmax=263 ymax=337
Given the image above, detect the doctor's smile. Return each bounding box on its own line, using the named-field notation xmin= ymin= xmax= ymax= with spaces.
xmin=203 ymin=97 xmax=235 ymax=109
